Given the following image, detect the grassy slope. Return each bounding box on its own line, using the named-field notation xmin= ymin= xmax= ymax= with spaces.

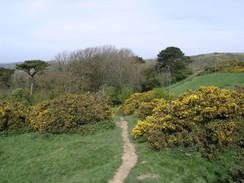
xmin=0 ymin=121 xmax=122 ymax=183
xmin=124 ymin=116 xmax=241 ymax=183
xmin=190 ymin=52 xmax=244 ymax=71
xmin=168 ymin=72 xmax=244 ymax=95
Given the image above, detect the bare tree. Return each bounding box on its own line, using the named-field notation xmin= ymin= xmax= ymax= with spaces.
xmin=53 ymin=46 xmax=143 ymax=92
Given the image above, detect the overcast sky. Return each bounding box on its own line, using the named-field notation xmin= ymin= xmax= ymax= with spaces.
xmin=0 ymin=0 xmax=244 ymax=63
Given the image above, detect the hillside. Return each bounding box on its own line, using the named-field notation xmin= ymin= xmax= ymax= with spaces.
xmin=189 ymin=52 xmax=244 ymax=72
xmin=168 ymin=72 xmax=244 ymax=95
xmin=0 ymin=62 xmax=19 ymax=69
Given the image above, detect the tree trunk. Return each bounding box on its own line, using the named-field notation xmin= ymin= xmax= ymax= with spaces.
xmin=30 ymin=78 xmax=34 ymax=96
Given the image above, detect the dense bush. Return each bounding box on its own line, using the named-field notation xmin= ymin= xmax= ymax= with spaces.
xmin=120 ymin=91 xmax=154 ymax=116
xmin=140 ymin=67 xmax=162 ymax=92
xmin=215 ymin=59 xmax=244 ymax=72
xmin=120 ymin=88 xmax=172 ymax=118
xmin=0 ymin=100 xmax=31 ymax=132
xmin=29 ymin=93 xmax=112 ymax=133
xmin=29 ymin=90 xmax=62 ymax=105
xmin=201 ymin=60 xmax=244 ymax=75
xmin=235 ymin=85 xmax=244 ymax=93
xmin=153 ymin=88 xmax=174 ymax=100
xmin=103 ymin=86 xmax=134 ymax=105
xmin=171 ymin=66 xmax=193 ymax=83
xmin=133 ymin=86 xmax=244 ymax=159
xmin=10 ymin=88 xmax=30 ymax=104
xmin=134 ymin=98 xmax=166 ymax=118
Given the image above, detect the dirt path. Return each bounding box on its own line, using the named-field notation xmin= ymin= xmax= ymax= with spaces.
xmin=108 ymin=117 xmax=138 ymax=183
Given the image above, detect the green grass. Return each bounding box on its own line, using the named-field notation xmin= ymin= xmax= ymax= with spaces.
xmin=124 ymin=116 xmax=242 ymax=183
xmin=168 ymin=72 xmax=244 ymax=95
xmin=0 ymin=120 xmax=122 ymax=183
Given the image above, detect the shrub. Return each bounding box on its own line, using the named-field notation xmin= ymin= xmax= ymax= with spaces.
xmin=132 ymin=86 xmax=244 ymax=159
xmin=0 ymin=100 xmax=31 ymax=132
xmin=171 ymin=66 xmax=193 ymax=83
xmin=120 ymin=88 xmax=173 ymax=118
xmin=140 ymin=67 xmax=162 ymax=92
xmin=134 ymin=99 xmax=166 ymax=119
xmin=29 ymin=93 xmax=112 ymax=133
xmin=235 ymin=85 xmax=244 ymax=93
xmin=29 ymin=90 xmax=62 ymax=105
xmin=120 ymin=91 xmax=154 ymax=116
xmin=153 ymin=88 xmax=173 ymax=100
xmin=103 ymin=86 xmax=134 ymax=105
xmin=215 ymin=59 xmax=244 ymax=72
xmin=10 ymin=88 xmax=30 ymax=104
xmin=204 ymin=59 xmax=244 ymax=74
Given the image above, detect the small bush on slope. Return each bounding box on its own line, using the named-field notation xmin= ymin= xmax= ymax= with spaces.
xmin=29 ymin=93 xmax=112 ymax=133
xmin=199 ymin=59 xmax=244 ymax=76
xmin=133 ymin=86 xmax=244 ymax=159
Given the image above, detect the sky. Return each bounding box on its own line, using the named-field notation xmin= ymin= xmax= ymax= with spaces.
xmin=0 ymin=0 xmax=244 ymax=63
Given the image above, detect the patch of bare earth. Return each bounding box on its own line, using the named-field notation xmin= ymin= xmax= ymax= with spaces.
xmin=108 ymin=117 xmax=138 ymax=183
xmin=137 ymin=174 xmax=160 ymax=181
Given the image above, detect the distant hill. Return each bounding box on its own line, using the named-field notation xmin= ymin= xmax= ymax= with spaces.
xmin=0 ymin=60 xmax=54 ymax=69
xmin=189 ymin=52 xmax=244 ymax=72
xmin=0 ymin=62 xmax=19 ymax=69
xmin=1 ymin=52 xmax=244 ymax=71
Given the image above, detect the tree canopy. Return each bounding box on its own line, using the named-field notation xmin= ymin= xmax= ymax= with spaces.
xmin=16 ymin=60 xmax=49 ymax=78
xmin=16 ymin=60 xmax=49 ymax=95
xmin=156 ymin=47 xmax=190 ymax=71
xmin=156 ymin=47 xmax=192 ymax=83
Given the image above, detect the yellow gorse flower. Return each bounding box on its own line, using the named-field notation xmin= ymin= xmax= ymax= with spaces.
xmin=132 ymin=86 xmax=244 ymax=158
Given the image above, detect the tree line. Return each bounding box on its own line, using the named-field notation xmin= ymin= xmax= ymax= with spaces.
xmin=0 ymin=46 xmax=192 ymax=104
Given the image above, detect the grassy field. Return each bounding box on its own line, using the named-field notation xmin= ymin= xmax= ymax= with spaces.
xmin=124 ymin=116 xmax=242 ymax=183
xmin=0 ymin=120 xmax=122 ymax=183
xmin=168 ymin=72 xmax=244 ymax=95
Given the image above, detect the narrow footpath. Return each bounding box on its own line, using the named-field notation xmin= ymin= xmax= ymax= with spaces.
xmin=108 ymin=117 xmax=138 ymax=183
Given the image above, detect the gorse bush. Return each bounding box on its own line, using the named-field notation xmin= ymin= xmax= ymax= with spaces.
xmin=120 ymin=88 xmax=172 ymax=118
xmin=29 ymin=93 xmax=112 ymax=133
xmin=203 ymin=59 xmax=244 ymax=74
xmin=132 ymin=86 xmax=244 ymax=159
xmin=135 ymin=98 xmax=166 ymax=118
xmin=215 ymin=59 xmax=244 ymax=72
xmin=0 ymin=100 xmax=31 ymax=132
xmin=120 ymin=90 xmax=154 ymax=116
